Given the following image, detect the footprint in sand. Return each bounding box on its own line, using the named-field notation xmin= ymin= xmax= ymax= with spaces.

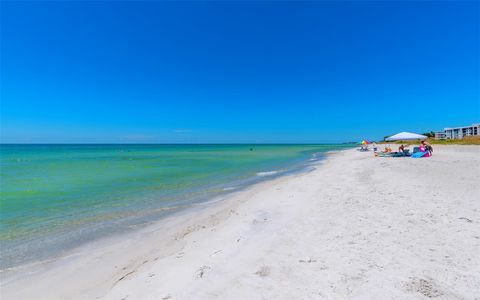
xmin=405 ymin=277 xmax=444 ymax=298
xmin=299 ymin=258 xmax=317 ymax=263
xmin=254 ymin=266 xmax=271 ymax=277
xmin=210 ymin=250 xmax=222 ymax=257
xmin=196 ymin=265 xmax=211 ymax=279
xmin=252 ymin=218 xmax=269 ymax=225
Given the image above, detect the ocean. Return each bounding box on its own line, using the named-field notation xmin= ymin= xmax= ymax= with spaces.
xmin=0 ymin=144 xmax=351 ymax=270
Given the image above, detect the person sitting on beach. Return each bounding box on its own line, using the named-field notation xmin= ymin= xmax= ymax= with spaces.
xmin=398 ymin=144 xmax=405 ymax=153
xmin=421 ymin=140 xmax=433 ymax=155
xmin=373 ymin=145 xmax=393 ymax=157
xmin=383 ymin=146 xmax=392 ymax=153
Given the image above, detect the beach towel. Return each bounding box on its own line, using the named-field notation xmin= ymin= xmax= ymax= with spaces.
xmin=376 ymin=151 xmax=411 ymax=158
xmin=411 ymin=151 xmax=430 ymax=158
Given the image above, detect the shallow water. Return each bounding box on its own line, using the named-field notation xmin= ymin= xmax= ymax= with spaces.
xmin=0 ymin=144 xmax=351 ymax=269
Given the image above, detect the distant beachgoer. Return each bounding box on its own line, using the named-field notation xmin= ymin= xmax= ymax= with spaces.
xmin=398 ymin=144 xmax=405 ymax=153
xmin=421 ymin=140 xmax=433 ymax=155
xmin=373 ymin=142 xmax=378 ymax=152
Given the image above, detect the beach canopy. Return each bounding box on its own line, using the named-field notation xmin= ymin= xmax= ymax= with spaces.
xmin=361 ymin=140 xmax=369 ymax=145
xmin=385 ymin=132 xmax=428 ymax=141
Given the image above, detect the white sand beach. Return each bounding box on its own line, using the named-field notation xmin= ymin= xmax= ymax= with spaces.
xmin=2 ymin=145 xmax=479 ymax=299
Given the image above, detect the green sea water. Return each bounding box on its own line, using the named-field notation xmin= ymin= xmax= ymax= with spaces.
xmin=0 ymin=144 xmax=350 ymax=269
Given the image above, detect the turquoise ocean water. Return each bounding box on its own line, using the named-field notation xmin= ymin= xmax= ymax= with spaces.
xmin=0 ymin=144 xmax=351 ymax=270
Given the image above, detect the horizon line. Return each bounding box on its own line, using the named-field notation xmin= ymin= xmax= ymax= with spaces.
xmin=0 ymin=142 xmax=359 ymax=145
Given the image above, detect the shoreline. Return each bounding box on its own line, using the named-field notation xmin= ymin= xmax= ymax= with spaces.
xmin=0 ymin=145 xmax=343 ymax=272
xmin=2 ymin=146 xmax=479 ymax=299
xmin=0 ymin=150 xmax=338 ymax=295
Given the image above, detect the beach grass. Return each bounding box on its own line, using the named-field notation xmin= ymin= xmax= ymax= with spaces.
xmin=427 ymin=136 xmax=480 ymax=145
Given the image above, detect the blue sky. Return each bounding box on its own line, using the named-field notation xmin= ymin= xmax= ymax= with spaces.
xmin=1 ymin=1 xmax=479 ymax=143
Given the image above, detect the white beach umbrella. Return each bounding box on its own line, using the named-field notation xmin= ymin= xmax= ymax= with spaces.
xmin=385 ymin=132 xmax=428 ymax=141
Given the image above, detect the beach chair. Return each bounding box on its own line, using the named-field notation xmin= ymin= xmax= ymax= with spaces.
xmin=358 ymin=145 xmax=368 ymax=152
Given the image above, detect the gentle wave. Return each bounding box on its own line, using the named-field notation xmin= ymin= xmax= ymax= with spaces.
xmin=256 ymin=170 xmax=281 ymax=177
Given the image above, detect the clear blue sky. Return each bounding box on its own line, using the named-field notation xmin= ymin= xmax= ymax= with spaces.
xmin=1 ymin=1 xmax=479 ymax=143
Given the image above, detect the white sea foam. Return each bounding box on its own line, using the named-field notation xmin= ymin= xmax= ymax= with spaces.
xmin=256 ymin=170 xmax=280 ymax=177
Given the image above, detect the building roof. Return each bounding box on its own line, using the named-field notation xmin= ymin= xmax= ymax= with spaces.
xmin=444 ymin=123 xmax=480 ymax=130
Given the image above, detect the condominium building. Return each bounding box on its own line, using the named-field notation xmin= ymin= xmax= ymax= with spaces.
xmin=434 ymin=131 xmax=446 ymax=140
xmin=440 ymin=123 xmax=480 ymax=139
